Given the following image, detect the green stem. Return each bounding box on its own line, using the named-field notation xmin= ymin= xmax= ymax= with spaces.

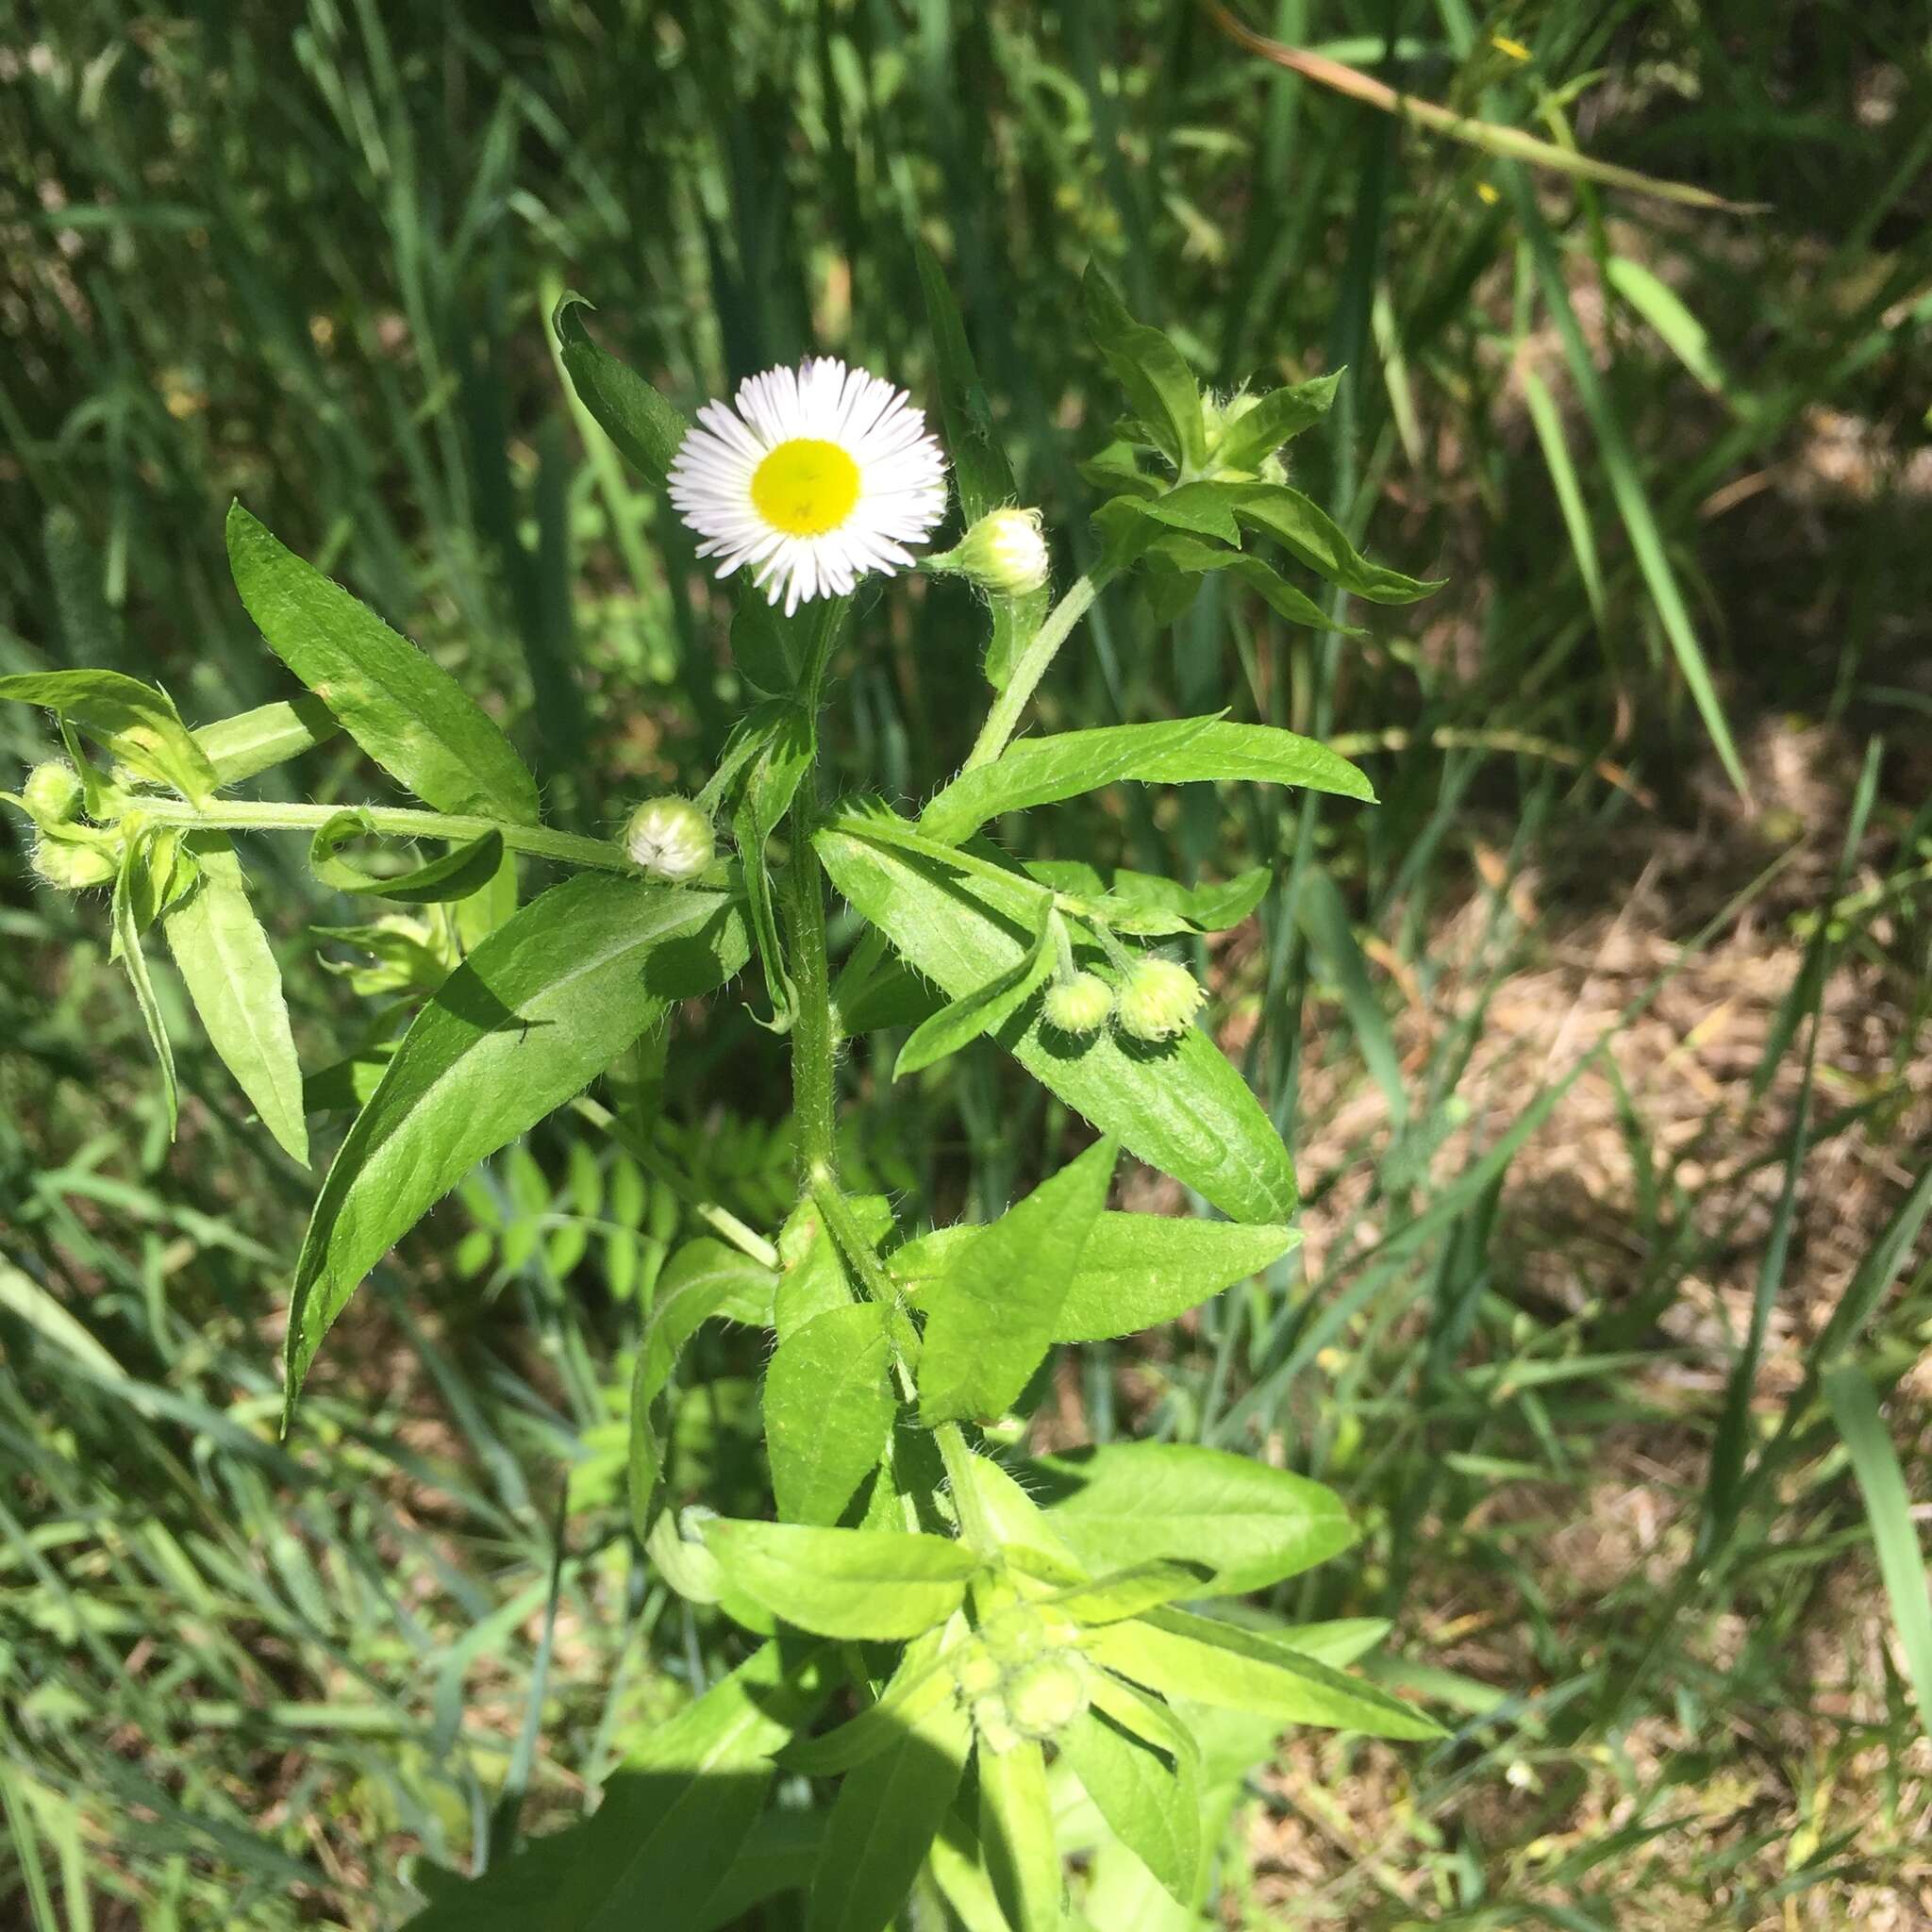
xmin=961 ymin=567 xmax=1110 ymax=773
xmin=785 ymin=838 xmax=838 ymax=1183
xmin=933 ymin=1422 xmax=1000 ymax=1556
xmin=135 ymin=797 xmax=632 ymax=874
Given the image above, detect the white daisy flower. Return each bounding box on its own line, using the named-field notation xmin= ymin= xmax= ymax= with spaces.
xmin=668 ymin=357 xmax=949 ymax=615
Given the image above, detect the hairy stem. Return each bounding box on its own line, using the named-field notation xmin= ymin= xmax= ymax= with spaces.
xmin=133 ymin=796 xmax=632 ymax=873
xmin=961 ymin=567 xmax=1110 ymax=773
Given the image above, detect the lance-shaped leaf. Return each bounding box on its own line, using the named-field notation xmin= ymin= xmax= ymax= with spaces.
xmin=163 ymin=832 xmax=308 ymax=1164
xmin=1025 ymin=859 xmax=1275 ymax=938
xmin=704 ymin=1520 xmax=979 ymax=1641
xmin=554 ymin=292 xmax=690 ymax=493
xmin=894 ymin=1211 xmax=1296 ymax=1343
xmin=765 ymin=1301 xmax=899 ymax=1525
xmin=893 ymin=922 xmax=1054 ymax=1082
xmin=817 ymin=823 xmax=1296 ymax=1224
xmin=284 ymin=875 xmax=747 ymax=1420
xmin=781 ymin=1622 xmax=965 ymax=1775
xmin=1025 ymin=1560 xmax=1209 ymax=1626
xmin=308 ymin=809 xmax=506 ymax=904
xmin=1083 ymin=267 xmax=1207 ymax=474
xmin=977 ymin=1736 xmax=1063 ymax=1932
xmin=110 ymin=838 xmax=178 ymax=1133
xmin=192 ymin=694 xmax=339 ymax=787
xmin=398 ymin=1641 xmax=830 ymax=1932
xmin=630 ymin=1238 xmax=778 ymax=1538
xmin=1211 ymin=372 xmax=1341 ymax=473
xmin=0 ymin=670 xmax=216 ymax=805
xmin=805 ymin=1665 xmax=973 ymax=1932
xmin=916 ymin=1138 xmax=1114 ymax=1424
xmin=1089 ymin=1610 xmax=1442 ymax=1740
xmin=226 ymin=504 xmax=541 ymax=823
xmin=1146 ymin=534 xmax=1359 ymax=633
xmin=1060 ymin=1674 xmax=1202 ymax=1904
xmin=1027 ymin=1441 xmax=1353 ymax=1594
xmin=1231 ymin=484 xmax=1443 ymax=604
xmin=920 ymin=718 xmax=1371 ymax=844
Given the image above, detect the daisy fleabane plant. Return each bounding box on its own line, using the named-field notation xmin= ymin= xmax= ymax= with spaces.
xmin=668 ymin=356 xmax=948 ymax=614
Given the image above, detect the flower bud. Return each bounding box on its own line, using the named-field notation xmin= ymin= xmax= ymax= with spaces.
xmin=29 ymin=836 xmax=117 ymax=891
xmin=953 ymin=507 xmax=1050 ymax=597
xmin=1116 ymin=958 xmax=1206 ymax=1041
xmin=624 ymin=796 xmax=714 ymax=881
xmin=1202 ymin=391 xmax=1289 ymax=485
xmin=971 ymin=1694 xmax=1024 ymax=1757
xmin=1042 ymin=971 xmax=1113 ymax=1036
xmin=22 ymin=760 xmax=84 ymax=824
xmin=1005 ymin=1655 xmax=1089 ymax=1740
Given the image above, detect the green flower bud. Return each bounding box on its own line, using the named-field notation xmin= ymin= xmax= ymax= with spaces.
xmin=951 ymin=507 xmax=1050 ymax=597
xmin=1116 ymin=958 xmax=1206 ymax=1042
xmin=29 ymin=836 xmax=117 ymax=891
xmin=1005 ymin=1655 xmax=1089 ymax=1740
xmin=971 ymin=1694 xmax=1024 ymax=1757
xmin=1201 ymin=391 xmax=1289 ymax=485
xmin=22 ymin=760 xmax=84 ymax=824
xmin=954 ymin=1647 xmax=1003 ymax=1700
xmin=1042 ymin=971 xmax=1113 ymax=1036
xmin=624 ymin=795 xmax=714 ymax=881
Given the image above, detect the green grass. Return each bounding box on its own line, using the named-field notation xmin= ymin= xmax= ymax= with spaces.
xmin=4 ymin=3 xmax=1931 ymax=1926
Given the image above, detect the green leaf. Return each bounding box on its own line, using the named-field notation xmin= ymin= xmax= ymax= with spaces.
xmin=284 ymin=875 xmax=747 ymax=1420
xmin=1244 ymin=1615 xmax=1391 ymax=1670
xmin=1029 ymin=1560 xmax=1209 ymax=1626
xmin=805 ymin=1664 xmax=972 ymax=1932
xmin=110 ymin=839 xmax=178 ymax=1135
xmin=1083 ymin=266 xmax=1207 ymax=473
xmin=919 ymin=719 xmax=1217 ymax=843
xmin=630 ymin=1238 xmax=779 ymax=1537
xmin=895 ymin=1212 xmax=1296 ymax=1343
xmin=918 ymin=1138 xmax=1115 ymax=1424
xmin=1058 ymin=1687 xmax=1200 ymax=1905
xmin=976 ymin=1737 xmax=1063 ymax=1932
xmin=731 ymin=601 xmax=804 ymax=696
xmin=1211 ymin=373 xmax=1341 ymax=472
xmin=553 ymin=292 xmax=690 ymax=492
xmin=1090 ymin=1612 xmax=1441 ymax=1739
xmin=780 ymin=1623 xmax=966 ymax=1775
xmin=1824 ymin=1364 xmax=1932 ymax=1740
xmin=920 ymin=718 xmax=1371 ymax=844
xmin=816 ymin=823 xmax=1296 ymax=1224
xmin=894 ymin=924 xmax=1054 ymax=1081
xmin=308 ymin=809 xmax=507 ymax=905
xmin=162 ymin=833 xmax=308 ymax=1165
xmin=0 ymin=670 xmax=217 ymax=805
xmin=702 ymin=1521 xmax=979 ymax=1641
xmin=225 ymin=504 xmax=541 ymax=824
xmin=733 ymin=703 xmax=817 ymax=1025
xmin=765 ymin=1302 xmax=899 ymax=1525
xmin=1099 ymin=481 xmax=1243 ymax=545
xmin=1145 ymin=535 xmax=1360 ymax=634
xmin=1027 ymin=1442 xmax=1354 ymax=1595
xmin=1230 ymin=485 xmax=1442 ymax=604
xmin=192 ymin=695 xmax=340 ymax=787
xmin=1024 ymin=861 xmax=1274 ymax=938
xmin=398 ymin=1641 xmax=830 ymax=1932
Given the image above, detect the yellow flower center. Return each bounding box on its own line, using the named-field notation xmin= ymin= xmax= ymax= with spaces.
xmin=750 ymin=438 xmax=861 ymax=536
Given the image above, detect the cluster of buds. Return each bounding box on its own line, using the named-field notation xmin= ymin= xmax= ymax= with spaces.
xmin=927 ymin=507 xmax=1051 ymax=599
xmin=623 ymin=794 xmax=715 ymax=882
xmin=1043 ymin=920 xmax=1206 ymax=1046
xmin=953 ymin=1609 xmax=1090 ymax=1756
xmin=1198 ymin=391 xmax=1290 ymax=486
xmin=19 ymin=760 xmax=117 ymax=891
